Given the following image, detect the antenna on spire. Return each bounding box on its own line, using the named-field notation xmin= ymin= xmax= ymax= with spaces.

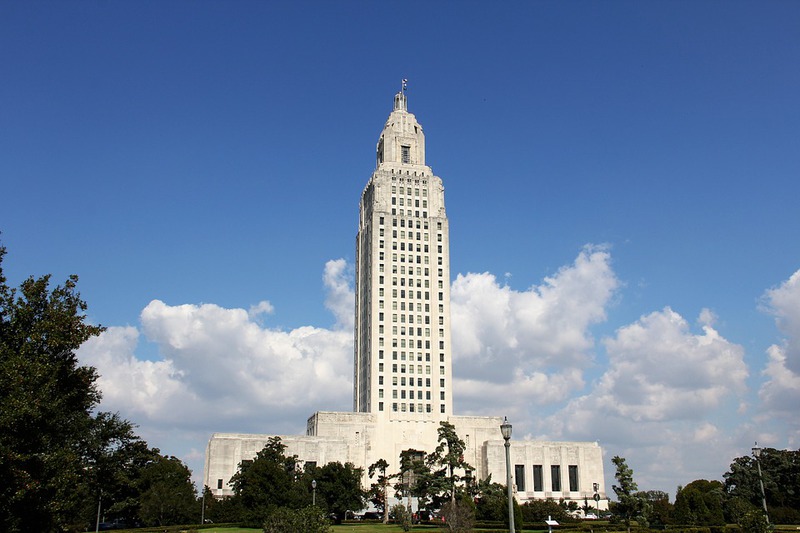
xmin=401 ymin=78 xmax=408 ymax=93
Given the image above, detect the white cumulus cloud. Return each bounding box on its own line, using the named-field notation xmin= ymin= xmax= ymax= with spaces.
xmin=540 ymin=307 xmax=748 ymax=493
xmin=758 ymin=269 xmax=800 ymax=418
xmin=450 ymin=245 xmax=619 ymax=416
xmin=78 ymin=260 xmax=356 ymax=436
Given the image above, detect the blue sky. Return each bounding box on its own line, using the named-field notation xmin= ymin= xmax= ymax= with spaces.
xmin=2 ymin=1 xmax=799 ymax=498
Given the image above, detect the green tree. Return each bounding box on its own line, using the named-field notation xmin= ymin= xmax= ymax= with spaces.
xmin=137 ymin=455 xmax=197 ymax=526
xmin=368 ymin=458 xmax=390 ymax=523
xmin=394 ymin=449 xmax=429 ymax=513
xmin=635 ymin=490 xmax=672 ymax=525
xmin=314 ymin=461 xmax=365 ymax=524
xmin=440 ymin=493 xmax=476 ymax=533
xmin=83 ymin=415 xmax=165 ymax=526
xmin=520 ymin=498 xmax=571 ymax=524
xmin=391 ymin=503 xmax=411 ymax=532
xmin=724 ymin=447 xmax=800 ymax=524
xmin=474 ymin=480 xmax=522 ymax=527
xmin=201 ymin=485 xmax=243 ymax=523
xmin=673 ymin=479 xmax=725 ymax=526
xmin=263 ymin=506 xmax=331 ymax=533
xmin=229 ymin=436 xmax=300 ymax=526
xmin=426 ymin=421 xmax=473 ymax=508
xmin=0 ymin=243 xmax=116 ymax=532
xmin=611 ymin=455 xmax=649 ymax=533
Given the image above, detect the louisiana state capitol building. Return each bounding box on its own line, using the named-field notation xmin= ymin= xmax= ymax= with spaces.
xmin=205 ymin=88 xmax=608 ymax=511
xmin=354 ymin=88 xmax=453 ymax=419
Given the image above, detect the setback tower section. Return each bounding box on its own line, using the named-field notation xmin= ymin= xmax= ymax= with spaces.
xmin=354 ymin=90 xmax=453 ymax=421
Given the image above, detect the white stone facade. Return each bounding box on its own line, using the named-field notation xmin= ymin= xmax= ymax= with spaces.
xmin=204 ymin=90 xmax=608 ymax=509
xmin=354 ymin=89 xmax=452 ymax=420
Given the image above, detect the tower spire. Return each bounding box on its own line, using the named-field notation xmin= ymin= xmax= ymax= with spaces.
xmin=394 ymin=79 xmax=408 ymax=111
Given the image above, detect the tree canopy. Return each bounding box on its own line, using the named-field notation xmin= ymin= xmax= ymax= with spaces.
xmin=611 ymin=456 xmax=650 ymax=532
xmin=724 ymin=447 xmax=800 ymax=524
xmin=1 ymin=244 xmax=106 ymax=531
xmin=0 ymin=243 xmax=197 ymax=532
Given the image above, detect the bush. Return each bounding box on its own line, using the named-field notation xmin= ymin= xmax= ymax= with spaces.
xmin=441 ymin=498 xmax=475 ymax=533
xmin=391 ymin=504 xmax=411 ymax=532
xmin=262 ymin=506 xmax=331 ymax=533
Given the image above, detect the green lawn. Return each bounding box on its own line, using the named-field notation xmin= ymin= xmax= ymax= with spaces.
xmin=198 ymin=526 xmax=437 ymax=533
xmin=200 ymin=525 xmax=441 ymax=533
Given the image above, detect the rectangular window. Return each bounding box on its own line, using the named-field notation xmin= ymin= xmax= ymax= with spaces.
xmin=401 ymin=145 xmax=410 ymax=164
xmin=551 ymin=465 xmax=561 ymax=492
xmin=217 ymin=478 xmax=223 ymax=490
xmin=533 ymin=465 xmax=543 ymax=492
xmin=379 ymin=401 xmax=384 ymax=411
xmin=568 ymin=465 xmax=579 ymax=492
xmin=515 ymin=465 xmax=526 ymax=491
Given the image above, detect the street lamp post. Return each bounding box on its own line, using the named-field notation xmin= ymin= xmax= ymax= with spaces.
xmin=752 ymin=443 xmax=770 ymax=526
xmin=593 ymin=482 xmax=599 ymax=514
xmin=501 ymin=417 xmax=515 ymax=533
xmin=95 ymin=491 xmax=102 ymax=533
xmin=312 ymin=479 xmax=317 ymax=507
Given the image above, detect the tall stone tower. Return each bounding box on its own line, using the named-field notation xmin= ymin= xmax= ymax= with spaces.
xmin=353 ymin=88 xmax=453 ymax=420
xmin=205 ymin=88 xmax=607 ymax=507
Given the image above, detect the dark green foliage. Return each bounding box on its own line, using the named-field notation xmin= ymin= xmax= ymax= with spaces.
xmin=313 ymin=460 xmax=366 ymax=523
xmin=393 ymin=448 xmax=430 ymax=509
xmin=673 ymin=480 xmax=725 ymax=526
xmin=724 ymin=447 xmax=800 ymax=524
xmin=201 ymin=485 xmax=243 ymax=524
xmin=474 ymin=480 xmax=523 ymax=528
xmin=737 ymin=510 xmax=769 ymax=533
xmin=0 ymin=242 xmax=213 ymax=530
xmin=425 ymin=421 xmax=473 ymax=508
xmin=391 ymin=503 xmax=411 ymax=531
xmin=521 ymin=498 xmax=573 ymax=524
xmin=475 ymin=481 xmax=507 ymax=521
xmin=263 ymin=505 xmax=331 ymax=533
xmin=440 ymin=493 xmax=476 ymax=533
xmin=229 ymin=437 xmax=364 ymax=526
xmin=368 ymin=458 xmax=390 ymax=522
xmin=636 ymin=490 xmax=672 ymax=525
xmin=611 ymin=456 xmax=650 ymax=532
xmin=229 ymin=436 xmax=302 ymax=525
xmin=137 ymin=455 xmax=197 ymax=526
xmin=0 ymin=244 xmax=106 ymax=531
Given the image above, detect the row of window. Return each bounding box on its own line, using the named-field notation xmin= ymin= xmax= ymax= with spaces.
xmin=514 ymin=464 xmax=580 ymax=493
xmin=377 ymin=253 xmax=444 ymax=267
xmin=376 ymin=351 xmax=446 ymax=363
xmin=379 ymin=402 xmax=446 ymax=414
xmin=377 ymin=217 xmax=443 ymax=234
xmin=391 ymin=185 xmax=427 ymax=197
xmin=379 ymin=376 xmax=447 ymax=389
xmin=379 ymin=216 xmax=429 ymax=230
xmin=389 ymin=175 xmax=427 ymax=186
xmin=379 ymin=363 xmax=446 ymax=375
xmin=378 ymin=229 xmax=442 ymax=243
xmin=391 ymin=196 xmax=428 ymax=209
xmin=377 ymin=338 xmax=447 ymax=350
xmin=380 ymin=376 xmax=434 ymax=387
xmin=390 ymin=208 xmax=427 ymax=218
xmin=379 ymin=388 xmax=445 ymax=400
